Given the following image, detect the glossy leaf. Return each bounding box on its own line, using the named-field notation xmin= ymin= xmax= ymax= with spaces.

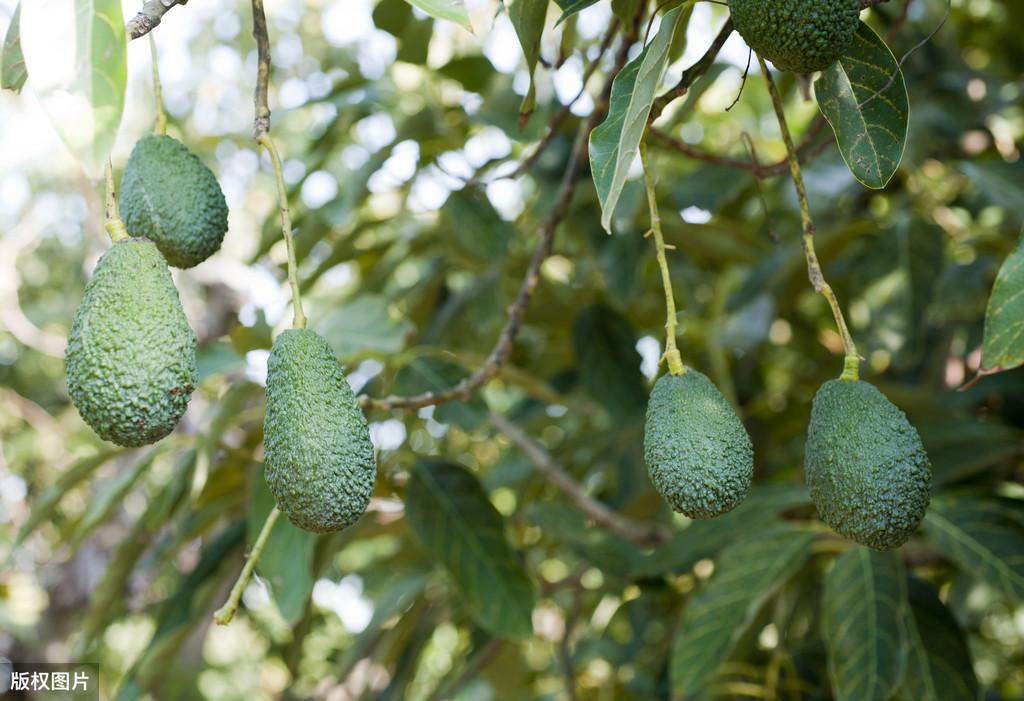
xmin=925 ymin=495 xmax=1024 ymax=601
xmin=823 ymin=547 xmax=907 ymax=701
xmin=981 ymin=233 xmax=1024 ymax=372
xmin=815 ymin=22 xmax=909 ymax=189
xmin=405 ymin=460 xmax=535 ymax=638
xmin=1 ymin=2 xmax=26 ymax=92
xmin=590 ymin=6 xmax=684 ymax=232
xmin=404 ymin=0 xmax=471 ymax=31
xmin=902 ymin=577 xmax=980 ymax=701
xmin=505 ymin=0 xmax=547 ymax=123
xmin=19 ymin=0 xmax=127 ymax=176
xmin=554 ymin=0 xmax=600 ymax=25
xmin=670 ymin=528 xmax=814 ymax=697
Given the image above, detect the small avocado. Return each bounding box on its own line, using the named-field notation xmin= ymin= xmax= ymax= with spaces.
xmin=119 ymin=135 xmax=229 ymax=268
xmin=263 ymin=328 xmax=376 ymax=533
xmin=66 ymin=238 xmax=197 ymax=447
xmin=805 ymin=379 xmax=931 ymax=550
xmin=728 ymin=0 xmax=861 ymax=74
xmin=644 ymin=370 xmax=754 ymax=519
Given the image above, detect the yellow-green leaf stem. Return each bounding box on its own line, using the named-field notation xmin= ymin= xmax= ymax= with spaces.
xmin=213 ymin=506 xmax=281 ymax=625
xmin=759 ymin=57 xmax=859 ymax=381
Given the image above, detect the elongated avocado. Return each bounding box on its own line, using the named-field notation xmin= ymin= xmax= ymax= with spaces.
xmin=805 ymin=379 xmax=931 ymax=549
xmin=728 ymin=0 xmax=861 ymax=74
xmin=644 ymin=370 xmax=754 ymax=519
xmin=263 ymin=328 xmax=376 ymax=533
xmin=65 ymin=238 xmax=197 ymax=447
xmin=119 ymin=135 xmax=229 ymax=268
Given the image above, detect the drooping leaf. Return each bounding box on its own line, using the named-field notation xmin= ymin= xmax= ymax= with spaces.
xmin=917 ymin=415 xmax=1020 ymax=486
xmin=19 ymin=0 xmax=127 ymax=176
xmin=925 ymin=495 xmax=1024 ymax=601
xmin=404 ymin=0 xmax=471 ymax=31
xmin=981 ymin=233 xmax=1024 ymax=372
xmin=815 ymin=22 xmax=909 ymax=189
xmin=315 ymin=293 xmax=412 ymax=358
xmin=504 ymin=0 xmax=547 ymax=124
xmin=405 ymin=460 xmax=535 ymax=638
xmin=1 ymin=3 xmax=27 ymax=93
xmin=901 ymin=577 xmax=980 ymax=701
xmin=251 ymin=476 xmax=317 ymax=624
xmin=440 ymin=187 xmax=514 ymax=260
xmin=823 ymin=547 xmax=907 ymax=701
xmin=392 ymin=358 xmax=488 ymax=430
xmin=590 ymin=6 xmax=684 ymax=232
xmin=670 ymin=527 xmax=814 ymax=697
xmin=69 ymin=448 xmax=161 ymax=547
xmin=571 ymin=304 xmax=648 ymax=421
xmin=554 ymin=0 xmax=600 ymax=25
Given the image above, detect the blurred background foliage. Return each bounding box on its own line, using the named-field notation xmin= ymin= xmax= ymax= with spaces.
xmin=0 ymin=0 xmax=1023 ymax=699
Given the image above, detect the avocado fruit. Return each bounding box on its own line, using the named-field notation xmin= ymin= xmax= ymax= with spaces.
xmin=263 ymin=328 xmax=376 ymax=533
xmin=805 ymin=379 xmax=931 ymax=550
xmin=728 ymin=0 xmax=861 ymax=74
xmin=65 ymin=238 xmax=197 ymax=447
xmin=644 ymin=370 xmax=754 ymax=519
xmin=119 ymin=135 xmax=229 ymax=268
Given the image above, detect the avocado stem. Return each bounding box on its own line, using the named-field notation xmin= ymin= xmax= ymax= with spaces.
xmin=640 ymin=140 xmax=686 ymax=377
xmin=258 ymin=134 xmax=307 ymax=330
xmin=759 ymin=57 xmax=859 ymax=381
xmin=103 ymin=159 xmax=128 ymax=243
xmin=213 ymin=506 xmax=281 ymax=625
xmin=149 ymin=35 xmax=168 ymax=136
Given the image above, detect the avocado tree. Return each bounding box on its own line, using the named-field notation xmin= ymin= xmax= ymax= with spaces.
xmin=1 ymin=0 xmax=1022 ymax=699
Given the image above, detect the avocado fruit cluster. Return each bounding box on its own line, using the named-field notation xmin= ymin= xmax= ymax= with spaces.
xmin=66 ymin=238 xmax=197 ymax=447
xmin=728 ymin=0 xmax=861 ymax=74
xmin=120 ymin=135 xmax=229 ymax=268
xmin=805 ymin=378 xmax=931 ymax=549
xmin=263 ymin=328 xmax=377 ymax=533
xmin=644 ymin=369 xmax=754 ymax=519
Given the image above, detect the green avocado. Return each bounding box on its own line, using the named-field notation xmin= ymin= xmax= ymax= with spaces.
xmin=644 ymin=370 xmax=754 ymax=519
xmin=805 ymin=379 xmax=931 ymax=550
xmin=263 ymin=329 xmax=377 ymax=533
xmin=728 ymin=0 xmax=861 ymax=74
xmin=119 ymin=135 xmax=229 ymax=268
xmin=65 ymin=238 xmax=197 ymax=447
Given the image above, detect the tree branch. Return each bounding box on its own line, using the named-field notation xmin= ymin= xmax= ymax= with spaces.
xmin=490 ymin=413 xmax=671 ymax=547
xmin=126 ymin=0 xmax=187 ymax=41
xmin=648 ymin=19 xmax=734 ymax=125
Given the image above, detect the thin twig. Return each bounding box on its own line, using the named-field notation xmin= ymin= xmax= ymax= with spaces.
xmin=251 ymin=0 xmax=272 ymax=139
xmin=648 ymin=19 xmax=733 ymax=125
xmin=149 ymin=35 xmax=167 ymax=135
xmin=490 ymin=413 xmax=671 ymax=546
xmin=104 ymin=160 xmax=128 ymax=243
xmin=759 ymin=58 xmax=859 ymax=380
xmin=213 ymin=507 xmax=281 ymax=625
xmin=126 ymin=0 xmax=188 ymax=40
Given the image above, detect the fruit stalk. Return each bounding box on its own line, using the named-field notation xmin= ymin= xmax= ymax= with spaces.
xmin=259 ymin=134 xmax=306 ymax=330
xmin=640 ymin=140 xmax=685 ymax=377
xmin=103 ymin=159 xmax=128 ymax=243
xmin=213 ymin=506 xmax=281 ymax=625
xmin=149 ymin=35 xmax=168 ymax=136
xmin=758 ymin=57 xmax=859 ymax=380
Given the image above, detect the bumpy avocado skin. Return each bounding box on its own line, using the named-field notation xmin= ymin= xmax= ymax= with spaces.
xmin=65 ymin=239 xmax=197 ymax=447
xmin=119 ymin=135 xmax=228 ymax=268
xmin=644 ymin=370 xmax=754 ymax=519
xmin=805 ymin=379 xmax=931 ymax=550
xmin=728 ymin=0 xmax=861 ymax=73
xmin=263 ymin=329 xmax=377 ymax=533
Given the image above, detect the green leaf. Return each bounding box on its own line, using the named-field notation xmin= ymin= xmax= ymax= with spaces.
xmin=590 ymin=6 xmax=684 ymax=233
xmin=572 ymin=304 xmax=648 ymax=421
xmin=440 ymin=188 xmax=513 ymax=260
xmin=554 ymin=0 xmax=600 ymax=25
xmin=670 ymin=527 xmax=814 ymax=697
xmin=70 ymin=448 xmax=161 ymax=547
xmin=901 ymin=577 xmax=979 ymax=701
xmin=315 ymin=293 xmax=412 ymax=358
xmin=14 ymin=448 xmax=123 ymax=545
xmin=19 ymin=0 xmax=127 ymax=176
xmin=981 ymin=233 xmax=1024 ymax=372
xmin=438 ymin=55 xmax=493 ymax=92
xmin=823 ymin=547 xmax=907 ymax=701
xmin=405 ymin=460 xmax=535 ymax=638
xmin=404 ymin=0 xmax=471 ymax=31
xmin=251 ymin=475 xmax=317 ymax=624
xmin=1 ymin=3 xmax=27 ymax=93
xmin=815 ymin=22 xmax=909 ymax=189
xmin=504 ymin=0 xmax=547 ymax=124
xmin=925 ymin=495 xmax=1024 ymax=601
xmin=392 ymin=358 xmax=488 ymax=430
